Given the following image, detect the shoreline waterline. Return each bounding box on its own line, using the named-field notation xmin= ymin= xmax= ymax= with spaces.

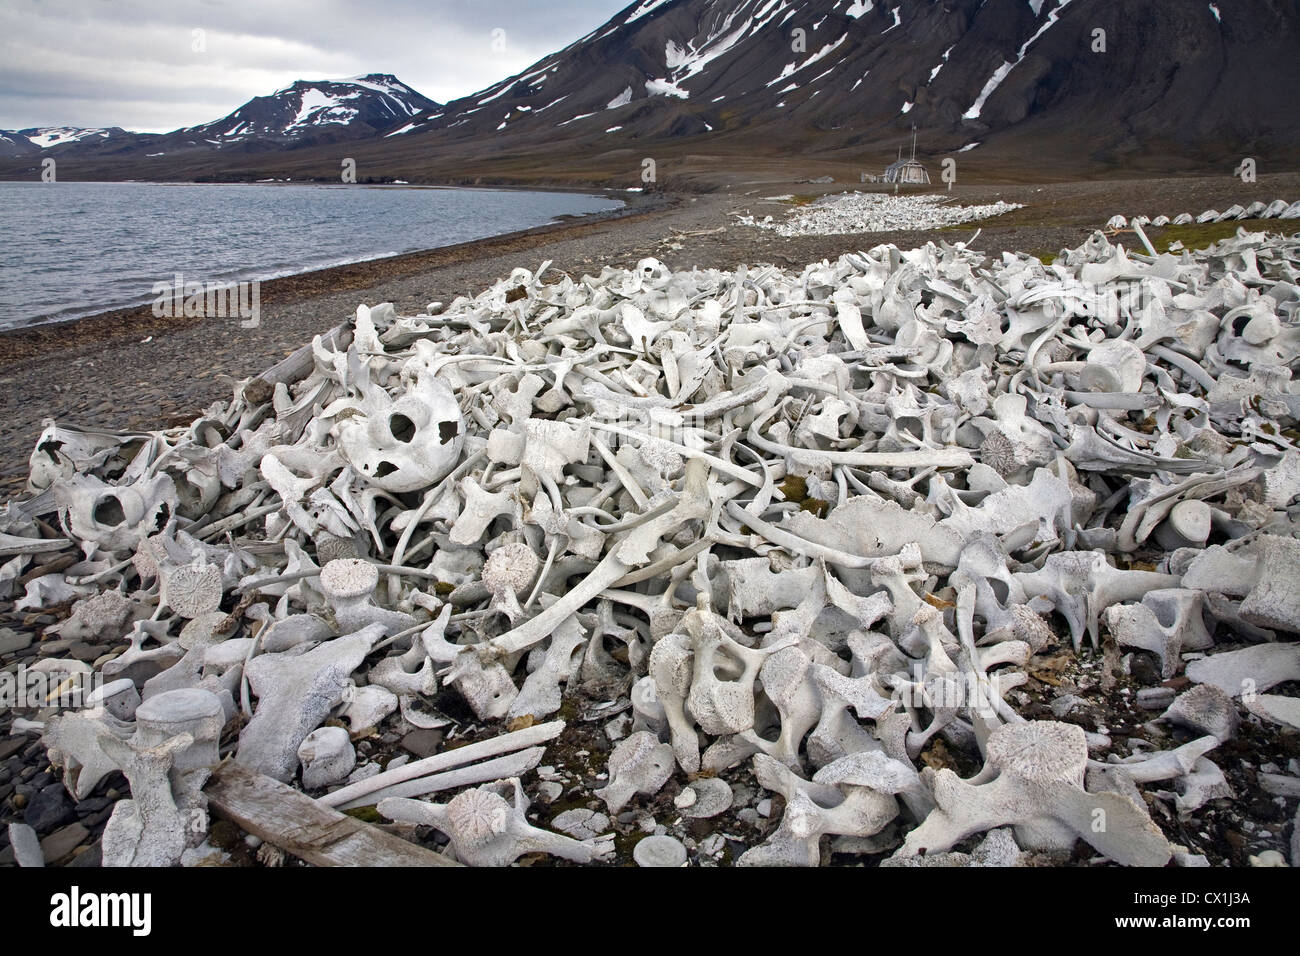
xmin=0 ymin=181 xmax=640 ymax=331
xmin=0 ymin=188 xmax=672 ymax=364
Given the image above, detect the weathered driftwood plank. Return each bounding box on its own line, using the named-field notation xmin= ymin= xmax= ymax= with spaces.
xmin=205 ymin=763 xmax=459 ymax=867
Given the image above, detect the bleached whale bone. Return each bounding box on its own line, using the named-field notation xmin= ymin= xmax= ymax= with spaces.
xmin=379 ymin=777 xmax=613 ymax=867
xmin=97 ymin=730 xmax=197 ymax=868
xmin=595 ymin=730 xmax=675 ymax=813
xmin=894 ymin=721 xmax=1172 ymax=866
xmin=236 ymin=624 xmax=384 ymax=782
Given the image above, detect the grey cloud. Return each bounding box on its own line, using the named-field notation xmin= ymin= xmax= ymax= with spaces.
xmin=0 ymin=0 xmax=630 ymax=131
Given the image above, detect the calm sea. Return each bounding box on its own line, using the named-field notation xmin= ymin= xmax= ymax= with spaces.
xmin=0 ymin=181 xmax=625 ymax=329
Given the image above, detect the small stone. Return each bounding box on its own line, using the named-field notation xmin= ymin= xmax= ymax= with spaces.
xmin=7 ymin=822 xmax=43 ymax=867
xmin=1050 ymin=694 xmax=1085 ymax=717
xmin=0 ymin=629 xmax=33 ymax=655
xmin=24 ymin=783 xmax=75 ymax=832
xmin=536 ymin=781 xmax=563 ymax=803
xmin=0 ymin=737 xmax=26 ymax=761
xmin=67 ymin=844 xmax=102 ymax=867
xmin=604 ymin=713 xmax=630 ymax=743
xmin=756 ymin=798 xmax=773 ymax=818
xmin=400 ymin=728 xmax=444 ymax=758
xmin=38 ymin=822 xmax=89 ymax=863
xmin=298 ymin=726 xmax=356 ymax=789
xmin=699 ymin=833 xmax=726 ymax=857
xmin=680 ymin=777 xmax=733 ymax=818
xmin=68 ymin=642 xmax=101 ymax=663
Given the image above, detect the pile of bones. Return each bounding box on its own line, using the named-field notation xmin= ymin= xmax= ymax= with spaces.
xmin=4 ymin=218 xmax=1300 ymax=868
xmin=733 ymin=192 xmax=1025 ymax=236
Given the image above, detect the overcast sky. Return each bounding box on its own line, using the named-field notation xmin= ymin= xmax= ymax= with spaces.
xmin=0 ymin=0 xmax=632 ymax=132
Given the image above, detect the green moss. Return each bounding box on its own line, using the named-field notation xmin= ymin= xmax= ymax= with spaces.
xmin=782 ymin=194 xmax=820 ymax=206
xmin=342 ymin=806 xmax=381 ymax=823
xmin=778 ymin=474 xmax=808 ymax=503
xmin=1148 ymin=218 xmax=1287 ymax=254
xmin=799 ymin=497 xmax=830 ymax=518
xmin=433 ymin=581 xmax=455 ymax=595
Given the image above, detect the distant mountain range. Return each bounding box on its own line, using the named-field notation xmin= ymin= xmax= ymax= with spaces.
xmin=0 ymin=74 xmax=437 ymax=160
xmin=3 ymin=0 xmax=1298 ymax=183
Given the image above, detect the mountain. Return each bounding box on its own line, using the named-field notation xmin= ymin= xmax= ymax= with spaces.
xmin=0 ymin=126 xmax=139 ymax=159
xmin=1 ymin=1 xmax=1296 ymax=183
xmin=0 ymin=74 xmax=437 ymax=162
xmin=174 ymin=74 xmax=438 ymax=149
xmin=376 ymin=0 xmax=1300 ymax=175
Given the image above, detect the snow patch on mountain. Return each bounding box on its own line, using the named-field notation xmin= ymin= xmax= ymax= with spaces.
xmin=767 ymin=33 xmax=849 ymax=86
xmin=964 ymin=0 xmax=1075 ymax=119
xmin=288 ymin=89 xmax=360 ymax=130
xmin=625 ymin=0 xmax=675 ymax=25
xmin=25 ymin=127 xmax=112 ymax=148
xmin=929 ymin=45 xmax=956 ymax=82
xmin=646 ymin=76 xmax=690 ymax=98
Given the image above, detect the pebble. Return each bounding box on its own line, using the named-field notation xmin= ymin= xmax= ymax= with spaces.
xmin=38 ymin=822 xmax=88 ymax=863
xmin=0 ymin=737 xmax=26 ymax=761
xmin=67 ymin=642 xmax=101 ymax=663
xmin=7 ymin=822 xmax=43 ymax=867
xmin=0 ymin=629 xmax=32 ymax=655
xmin=604 ymin=713 xmax=630 ymax=742
xmin=699 ymin=833 xmax=726 ymax=857
xmin=536 ymin=781 xmax=563 ymax=803
xmin=66 ymin=844 xmax=101 ymax=868
xmin=399 ymin=728 xmax=444 ymax=758
xmin=24 ymin=782 xmax=74 ymax=832
xmin=81 ymin=806 xmax=116 ymax=828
